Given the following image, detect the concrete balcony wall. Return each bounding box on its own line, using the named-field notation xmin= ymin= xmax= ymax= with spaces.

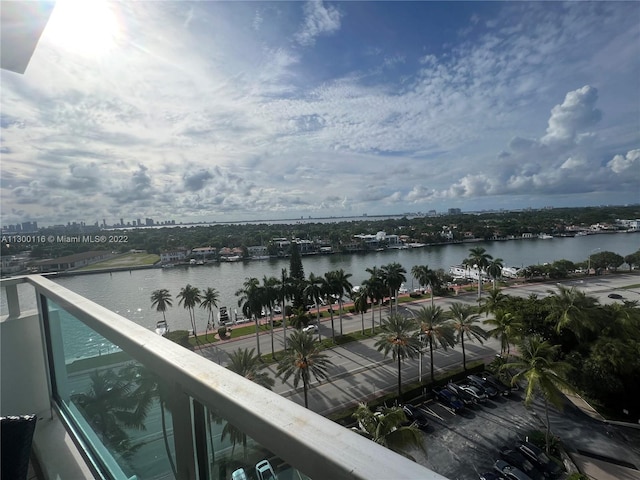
xmin=2 ymin=275 xmax=447 ymax=480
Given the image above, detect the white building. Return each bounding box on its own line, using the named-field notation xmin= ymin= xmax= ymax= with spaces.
xmin=160 ymin=248 xmax=189 ymax=264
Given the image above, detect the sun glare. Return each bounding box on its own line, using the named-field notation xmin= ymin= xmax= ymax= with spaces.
xmin=45 ymin=0 xmax=120 ymax=56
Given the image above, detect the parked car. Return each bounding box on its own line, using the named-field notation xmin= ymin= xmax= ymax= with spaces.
xmin=467 ymin=374 xmax=498 ymax=397
xmin=607 ymin=293 xmax=623 ymax=299
xmin=479 ymin=472 xmax=504 ymax=480
xmin=500 ymin=447 xmax=543 ymax=480
xmin=433 ymin=388 xmax=465 ymax=412
xmin=401 ymin=404 xmax=430 ymax=429
xmin=446 ymin=382 xmax=476 ymax=405
xmin=493 ymin=459 xmax=533 ymax=480
xmin=481 ymin=372 xmax=512 ymax=396
xmin=458 ymin=383 xmax=488 ymax=402
xmin=302 ymin=324 xmax=318 ymax=333
xmin=255 ymin=460 xmax=277 ymax=480
xmin=515 ymin=440 xmax=563 ymax=478
xmin=231 ymin=468 xmax=248 ymax=480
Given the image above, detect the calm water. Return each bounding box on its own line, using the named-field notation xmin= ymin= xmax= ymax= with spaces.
xmin=3 ymin=233 xmax=638 ymax=337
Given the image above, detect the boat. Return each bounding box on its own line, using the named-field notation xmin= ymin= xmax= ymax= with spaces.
xmin=538 ymin=234 xmax=553 ymax=239
xmin=155 ymin=319 xmax=168 ymax=335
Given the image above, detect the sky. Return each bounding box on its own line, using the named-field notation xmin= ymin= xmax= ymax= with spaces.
xmin=1 ymin=1 xmax=639 ymax=226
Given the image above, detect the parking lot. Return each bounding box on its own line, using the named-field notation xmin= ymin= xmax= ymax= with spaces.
xmin=401 ymin=381 xmax=640 ymax=480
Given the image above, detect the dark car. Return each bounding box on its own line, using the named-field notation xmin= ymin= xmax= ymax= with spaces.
xmin=467 ymin=374 xmax=498 ymax=397
xmin=493 ymin=459 xmax=533 ymax=480
xmin=459 ymin=383 xmax=488 ymax=402
xmin=515 ymin=440 xmax=563 ymax=478
xmin=500 ymin=447 xmax=544 ymax=480
xmin=481 ymin=372 xmax=512 ymax=396
xmin=433 ymin=388 xmax=465 ymax=412
xmin=401 ymin=404 xmax=430 ymax=429
xmin=607 ymin=293 xmax=623 ymax=299
xmin=446 ymin=382 xmax=476 ymax=405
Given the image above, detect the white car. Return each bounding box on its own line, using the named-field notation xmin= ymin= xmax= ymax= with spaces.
xmin=231 ymin=468 xmax=248 ymax=480
xmin=302 ymin=324 xmax=318 ymax=333
xmin=255 ymin=459 xmax=277 ymax=480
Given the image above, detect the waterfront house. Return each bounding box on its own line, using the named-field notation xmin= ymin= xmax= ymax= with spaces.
xmin=160 ymin=247 xmax=189 ymax=264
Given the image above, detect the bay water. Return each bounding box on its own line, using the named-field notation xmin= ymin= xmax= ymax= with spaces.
xmin=3 ymin=232 xmax=638 ymax=359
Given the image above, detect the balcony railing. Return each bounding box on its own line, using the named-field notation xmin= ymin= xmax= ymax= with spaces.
xmin=1 ymin=275 xmax=446 ymax=480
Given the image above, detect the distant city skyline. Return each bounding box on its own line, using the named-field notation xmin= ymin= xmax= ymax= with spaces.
xmin=1 ymin=1 xmax=638 ymax=226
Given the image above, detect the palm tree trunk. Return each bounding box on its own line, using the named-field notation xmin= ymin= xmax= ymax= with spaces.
xmin=461 ymin=335 xmax=467 ymax=371
xmin=269 ymin=312 xmax=275 ymax=358
xmin=160 ymin=398 xmax=177 ymax=477
xmin=544 ymin=398 xmax=552 ymax=454
xmin=303 ymin=379 xmax=309 ymax=408
xmin=329 ymin=309 xmax=336 ymax=343
xmin=254 ymin=315 xmax=261 ymax=357
xmin=397 ymin=355 xmax=402 ymax=397
xmin=430 ymin=282 xmax=434 ymax=308
xmin=371 ymin=303 xmax=375 ymax=333
xmin=429 ymin=337 xmax=435 ymax=383
xmin=316 ymin=305 xmax=322 ymax=341
xmin=361 ymin=312 xmax=365 ymax=334
xmin=338 ymin=300 xmax=344 ymax=336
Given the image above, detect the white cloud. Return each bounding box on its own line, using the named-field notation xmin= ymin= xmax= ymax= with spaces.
xmin=295 ymin=1 xmax=342 ymax=47
xmin=608 ymin=149 xmax=640 ymax=174
xmin=541 ymin=85 xmax=602 ymax=146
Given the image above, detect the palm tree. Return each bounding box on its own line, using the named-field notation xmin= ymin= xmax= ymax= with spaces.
xmin=200 ymin=287 xmax=219 ymax=331
xmin=374 ymin=314 xmax=421 ymax=397
xmin=223 ymin=347 xmax=275 ymax=462
xmin=261 ymin=275 xmax=279 ymax=358
xmin=411 ymin=265 xmax=438 ymax=307
xmin=150 ymin=289 xmax=172 ymax=325
xmin=449 ymin=302 xmax=487 ymax=371
xmin=483 ymin=309 xmax=522 ymax=356
xmin=71 ymin=367 xmax=154 ymax=461
xmin=235 ymin=277 xmax=264 ymax=357
xmin=352 ymin=288 xmax=369 ymax=334
xmin=414 ymin=305 xmax=456 ymax=383
xmin=502 ymin=336 xmax=574 ymax=453
xmin=381 ymin=263 xmax=407 ymax=313
xmin=478 ymin=288 xmax=509 ymax=316
xmin=486 ymin=258 xmax=504 ymax=290
xmin=327 ymin=269 xmax=353 ymax=336
xmin=276 ymin=330 xmax=333 ymax=408
xmin=304 ymin=273 xmax=324 ymax=340
xmin=465 ymin=247 xmax=493 ymax=300
xmin=226 ymin=347 xmax=275 ymax=390
xmin=276 ymin=268 xmax=293 ymax=343
xmin=322 ymin=272 xmax=337 ymax=342
xmin=360 ymin=280 xmax=377 ymax=334
xmin=352 ymin=403 xmax=424 ymax=460
xmin=177 ymin=284 xmax=202 ymax=338
xmin=546 ymin=285 xmax=599 ymax=340
xmin=365 ymin=266 xmax=386 ymax=328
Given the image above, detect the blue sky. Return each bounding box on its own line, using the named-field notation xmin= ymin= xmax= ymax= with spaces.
xmin=1 ymin=1 xmax=639 ymax=226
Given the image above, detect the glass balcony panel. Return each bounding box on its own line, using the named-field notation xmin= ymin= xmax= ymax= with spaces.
xmin=46 ymin=298 xmax=176 ymax=479
xmin=203 ymin=404 xmax=310 ymax=480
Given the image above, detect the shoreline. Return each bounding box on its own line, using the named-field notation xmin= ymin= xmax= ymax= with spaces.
xmin=10 ymin=228 xmax=637 ymax=279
